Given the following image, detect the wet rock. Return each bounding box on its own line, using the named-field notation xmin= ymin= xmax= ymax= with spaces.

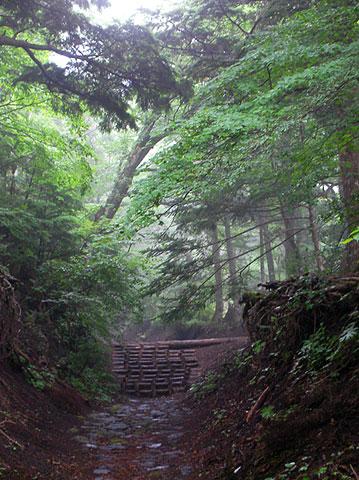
xmin=163 ymin=450 xmax=182 ymax=457
xmin=96 ymin=453 xmax=111 ymax=461
xmin=167 ymin=432 xmax=184 ymax=441
xmin=180 ymin=465 xmax=192 ymax=476
xmin=104 ymin=444 xmax=126 ymax=451
xmin=108 ymin=421 xmax=129 ymax=431
xmin=146 ymin=465 xmax=169 ymax=471
xmin=140 ymin=459 xmax=156 ymax=469
xmin=94 ymin=466 xmax=111 ymax=475
xmin=151 ymin=410 xmax=165 ymax=418
xmin=74 ymin=435 xmax=89 ymax=443
xmin=79 ymin=394 xmax=191 ymax=478
xmin=85 ymin=443 xmax=97 ymax=449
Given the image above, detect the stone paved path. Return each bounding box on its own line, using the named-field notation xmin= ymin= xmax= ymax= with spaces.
xmin=74 ymin=340 xmax=248 ymax=479
xmin=77 ymin=395 xmax=193 ymax=480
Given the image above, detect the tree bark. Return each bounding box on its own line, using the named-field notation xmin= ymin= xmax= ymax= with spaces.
xmin=94 ymin=116 xmax=166 ymax=221
xmin=257 ymin=206 xmax=276 ymax=281
xmin=262 ymin=221 xmax=276 ymax=281
xmin=339 ymin=148 xmax=359 ymax=271
xmin=259 ymin=226 xmax=266 ymax=283
xmin=307 ymin=204 xmax=324 ymax=272
xmin=209 ymin=223 xmax=224 ymax=323
xmin=280 ymin=206 xmax=301 ymax=276
xmin=224 ymin=217 xmax=241 ymax=323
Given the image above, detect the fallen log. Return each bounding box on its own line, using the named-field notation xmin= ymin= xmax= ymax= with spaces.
xmin=116 ymin=336 xmax=248 ymax=350
xmin=161 ymin=337 xmax=248 ymax=349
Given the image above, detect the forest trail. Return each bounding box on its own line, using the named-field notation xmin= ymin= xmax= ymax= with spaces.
xmin=78 ymin=395 xmax=191 ymax=479
xmin=76 ymin=339 xmax=247 ymax=479
xmin=1 ymin=1 xmax=358 ymax=479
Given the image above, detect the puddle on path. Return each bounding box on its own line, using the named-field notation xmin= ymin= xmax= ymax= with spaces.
xmin=74 ymin=396 xmax=193 ymax=480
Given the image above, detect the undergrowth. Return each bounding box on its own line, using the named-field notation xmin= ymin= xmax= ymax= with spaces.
xmin=187 ymin=275 xmax=359 ymax=480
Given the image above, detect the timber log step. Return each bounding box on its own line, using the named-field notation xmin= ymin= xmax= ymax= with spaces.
xmin=112 ymin=337 xmax=246 ymax=397
xmin=112 ymin=342 xmax=201 ymax=397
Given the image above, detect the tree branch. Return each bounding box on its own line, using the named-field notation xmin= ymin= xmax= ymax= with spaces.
xmin=0 ymin=34 xmax=89 ymax=61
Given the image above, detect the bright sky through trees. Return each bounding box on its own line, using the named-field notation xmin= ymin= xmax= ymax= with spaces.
xmin=99 ymin=0 xmax=178 ymax=23
xmin=53 ymin=0 xmax=178 ymax=67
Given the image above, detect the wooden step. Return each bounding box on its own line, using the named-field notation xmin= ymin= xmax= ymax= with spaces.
xmin=113 ymin=341 xmax=207 ymax=397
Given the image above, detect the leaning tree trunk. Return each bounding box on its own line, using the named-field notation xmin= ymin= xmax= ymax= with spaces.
xmin=209 ymin=223 xmax=224 ymax=323
xmin=94 ymin=115 xmax=166 ymax=221
xmin=224 ymin=217 xmax=241 ymax=323
xmin=339 ymin=147 xmax=359 ymax=271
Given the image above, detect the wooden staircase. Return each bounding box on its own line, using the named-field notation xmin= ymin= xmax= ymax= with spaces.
xmin=112 ymin=342 xmax=201 ymax=397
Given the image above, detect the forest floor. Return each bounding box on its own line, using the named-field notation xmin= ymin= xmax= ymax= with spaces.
xmin=1 ymin=275 xmax=358 ymax=480
xmin=74 ymin=342 xmax=243 ymax=480
xmin=0 ymin=362 xmax=94 ymax=479
xmin=77 ymin=394 xmax=191 ymax=479
xmin=0 ymin=356 xmax=193 ymax=480
xmin=182 ymin=275 xmax=359 ymax=480
xmin=0 ymin=343 xmax=238 ymax=480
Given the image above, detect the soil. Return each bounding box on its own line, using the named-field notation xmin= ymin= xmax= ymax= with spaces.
xmin=0 ymin=362 xmax=95 ymax=479
xmin=180 ymin=351 xmax=359 ymax=480
xmin=180 ymin=275 xmax=359 ymax=480
xmin=0 ymin=275 xmax=358 ymax=480
xmin=194 ymin=340 xmax=246 ymax=371
xmin=0 ymin=342 xmax=240 ymax=480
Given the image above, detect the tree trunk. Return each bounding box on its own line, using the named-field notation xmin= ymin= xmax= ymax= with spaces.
xmin=259 ymin=226 xmax=266 ymax=283
xmin=307 ymin=204 xmax=324 ymax=272
xmin=294 ymin=206 xmax=308 ymax=251
xmin=10 ymin=164 xmax=18 ymax=195
xmin=209 ymin=223 xmax=224 ymax=323
xmin=224 ymin=217 xmax=241 ymax=323
xmin=257 ymin=206 xmax=276 ymax=282
xmin=339 ymin=148 xmax=359 ymax=271
xmin=94 ymin=116 xmax=166 ymax=221
xmin=262 ymin=221 xmax=276 ymax=282
xmin=280 ymin=206 xmax=301 ymax=277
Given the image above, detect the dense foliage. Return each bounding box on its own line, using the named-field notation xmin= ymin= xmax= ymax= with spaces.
xmin=0 ymin=0 xmax=180 ymax=128
xmin=0 ymin=0 xmax=358 ymax=395
xmin=125 ymin=0 xmax=359 ymax=322
xmin=0 ymin=17 xmax=145 ymax=397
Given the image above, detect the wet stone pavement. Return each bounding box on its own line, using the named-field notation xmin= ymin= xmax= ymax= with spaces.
xmin=75 ymin=396 xmax=193 ymax=480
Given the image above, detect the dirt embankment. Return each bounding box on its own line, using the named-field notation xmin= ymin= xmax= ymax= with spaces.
xmin=183 ymin=275 xmax=359 ymax=480
xmin=0 ymin=361 xmax=96 ymax=480
xmin=0 ymin=270 xmax=96 ymax=479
